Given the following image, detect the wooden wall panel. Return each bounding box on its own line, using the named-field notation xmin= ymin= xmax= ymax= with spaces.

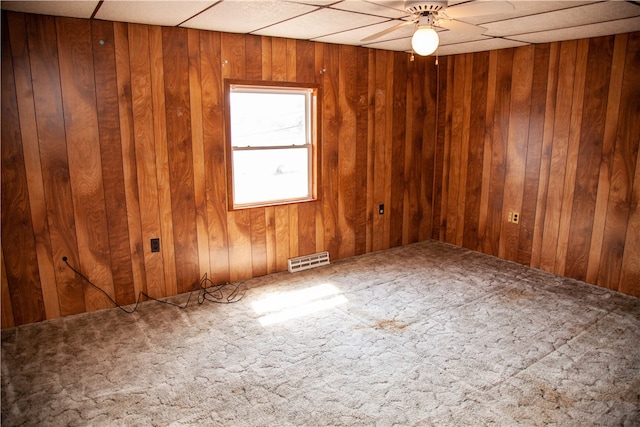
xmin=199 ymin=30 xmax=230 ymax=284
xmin=2 ymin=9 xmax=639 ymax=327
xmin=499 ymin=46 xmax=534 ymax=261
xmin=483 ymin=48 xmax=513 ymax=257
xmin=113 ymin=22 xmax=147 ymax=300
xmin=1 ymin=17 xmax=45 ymax=324
xmin=7 ymin=13 xmax=59 ymax=318
xmin=565 ymin=36 xmax=614 ymax=281
xmin=128 ymin=23 xmax=167 ymax=299
xmin=338 ymin=44 xmax=358 ymax=258
xmin=602 ymin=32 xmax=640 ymax=293
xmin=517 ymin=44 xmax=549 ymax=265
xmin=539 ymin=40 xmax=577 ymax=272
xmin=187 ymin=28 xmax=211 ymax=281
xmin=462 ymin=51 xmax=489 ymax=251
xmin=162 ymin=26 xmax=199 ymax=293
xmin=296 ymin=40 xmax=318 ymax=258
xmin=322 ymin=43 xmax=340 ymax=258
xmin=25 ymin=14 xmax=85 ymax=317
xmin=91 ymin=20 xmax=136 ymax=306
xmin=390 ymin=52 xmax=407 ymax=249
xmin=57 ymin=17 xmax=115 ymax=311
xmin=149 ymin=26 xmax=177 ymax=297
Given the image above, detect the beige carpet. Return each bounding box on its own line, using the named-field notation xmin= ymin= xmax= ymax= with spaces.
xmin=2 ymin=240 xmax=640 ymax=426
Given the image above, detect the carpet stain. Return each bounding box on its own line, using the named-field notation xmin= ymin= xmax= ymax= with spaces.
xmin=373 ymin=319 xmax=407 ymax=332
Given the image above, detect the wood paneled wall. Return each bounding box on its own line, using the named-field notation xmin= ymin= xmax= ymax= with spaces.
xmin=1 ymin=10 xmax=638 ymax=328
xmin=437 ymin=34 xmax=640 ymax=297
xmin=1 ymin=12 xmax=438 ymax=327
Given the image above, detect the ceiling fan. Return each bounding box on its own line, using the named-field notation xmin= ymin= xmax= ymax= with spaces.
xmin=362 ymin=1 xmax=515 ymax=56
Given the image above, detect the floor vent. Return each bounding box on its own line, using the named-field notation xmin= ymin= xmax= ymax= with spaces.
xmin=288 ymin=251 xmax=330 ymax=273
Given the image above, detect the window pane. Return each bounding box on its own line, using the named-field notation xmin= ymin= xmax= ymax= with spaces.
xmin=230 ymin=92 xmax=307 ymax=148
xmin=233 ymin=148 xmax=310 ymax=205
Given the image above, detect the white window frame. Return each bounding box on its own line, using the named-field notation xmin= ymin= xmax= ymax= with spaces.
xmin=224 ymin=80 xmax=320 ymax=210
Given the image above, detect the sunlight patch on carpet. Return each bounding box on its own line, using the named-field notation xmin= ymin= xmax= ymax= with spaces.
xmin=252 ymin=283 xmax=347 ymax=326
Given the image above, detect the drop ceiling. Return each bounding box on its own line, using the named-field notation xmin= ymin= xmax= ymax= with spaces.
xmin=2 ymin=0 xmax=639 ymax=56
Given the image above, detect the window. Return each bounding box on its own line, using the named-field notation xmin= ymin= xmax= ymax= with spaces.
xmin=225 ymin=80 xmax=320 ymax=210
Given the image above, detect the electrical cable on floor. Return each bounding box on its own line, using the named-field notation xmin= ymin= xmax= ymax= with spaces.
xmin=62 ymin=256 xmax=245 ymax=314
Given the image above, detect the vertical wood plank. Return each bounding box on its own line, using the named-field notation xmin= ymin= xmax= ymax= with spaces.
xmin=365 ymin=49 xmax=376 ymax=252
xmin=323 ymin=43 xmax=340 ymax=258
xmin=200 ymin=30 xmax=230 ymax=283
xmin=26 ymin=13 xmax=85 ymax=317
xmin=113 ymin=22 xmax=147 ymax=299
xmin=586 ymin=34 xmax=627 ymax=283
xmin=483 ymin=48 xmax=513 ymax=256
xmin=463 ymin=51 xmax=489 ymax=251
xmin=389 ymin=52 xmax=407 ymax=249
xmin=477 ymin=51 xmax=498 ymax=251
xmin=296 ymin=40 xmax=317 ymax=257
xmin=222 ymin=32 xmax=253 ymax=282
xmin=438 ymin=58 xmax=454 ymax=242
xmin=7 ymin=12 xmax=60 ymax=318
xmin=372 ymin=50 xmax=389 ymax=251
xmin=422 ymin=56 xmax=442 ymax=241
xmin=454 ymin=54 xmax=473 ymax=247
xmin=57 ymin=17 xmax=115 ymax=311
xmin=539 ymin=40 xmax=578 ymax=273
xmin=565 ymin=36 xmax=614 ymax=280
xmin=128 ymin=23 xmax=166 ymax=298
xmin=600 ymin=32 xmax=640 ymax=291
xmin=530 ymin=42 xmax=560 ymax=269
xmin=162 ymin=26 xmax=199 ymax=293
xmin=187 ymin=28 xmax=211 ymax=281
xmin=149 ymin=26 xmax=177 ymax=296
xmin=354 ymin=47 xmax=370 ymax=254
xmin=517 ymin=44 xmax=550 ymax=265
xmin=619 ymin=146 xmax=640 ymax=296
xmin=499 ymin=45 xmax=534 ymax=261
xmin=2 ymin=16 xmax=45 ymax=325
xmin=338 ymin=44 xmax=358 ymax=257
xmin=1 ymin=251 xmax=15 ymax=328
xmin=554 ymin=39 xmax=589 ymax=276
xmin=91 ymin=20 xmax=136 ymax=305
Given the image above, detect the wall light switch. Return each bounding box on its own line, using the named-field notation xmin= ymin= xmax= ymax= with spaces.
xmin=379 ymin=204 xmax=384 ymax=215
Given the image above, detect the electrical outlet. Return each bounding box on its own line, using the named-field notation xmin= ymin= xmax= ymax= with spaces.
xmin=507 ymin=211 xmax=520 ymax=224
xmin=151 ymin=238 xmax=160 ymax=253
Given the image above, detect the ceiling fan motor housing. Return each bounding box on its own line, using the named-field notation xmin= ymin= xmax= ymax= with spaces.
xmin=405 ymin=1 xmax=447 ymax=15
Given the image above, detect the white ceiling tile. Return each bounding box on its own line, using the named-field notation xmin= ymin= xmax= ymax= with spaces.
xmin=182 ymin=0 xmax=317 ymax=33
xmin=510 ymin=15 xmax=640 ymax=43
xmin=437 ymin=29 xmax=488 ymax=45
xmin=459 ymin=1 xmax=598 ymax=25
xmin=286 ymin=0 xmax=337 ymax=6
xmin=330 ymin=0 xmax=408 ymax=19
xmin=253 ymin=7 xmax=388 ymax=39
xmin=483 ymin=1 xmax=640 ymax=37
xmin=437 ymin=38 xmax=529 ymax=56
xmin=1 ymin=1 xmax=99 ymax=19
xmin=96 ymin=0 xmax=218 ymax=26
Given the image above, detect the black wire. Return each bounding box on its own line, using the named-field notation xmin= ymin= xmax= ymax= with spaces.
xmin=62 ymin=256 xmax=245 ymax=314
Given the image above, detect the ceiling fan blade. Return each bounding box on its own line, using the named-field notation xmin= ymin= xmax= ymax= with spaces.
xmin=361 ymin=20 xmax=415 ymax=42
xmin=444 ymin=1 xmax=514 ymax=19
xmin=437 ymin=18 xmax=487 ymax=35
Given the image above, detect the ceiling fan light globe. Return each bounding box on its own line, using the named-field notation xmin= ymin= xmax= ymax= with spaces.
xmin=411 ymin=27 xmax=439 ymax=56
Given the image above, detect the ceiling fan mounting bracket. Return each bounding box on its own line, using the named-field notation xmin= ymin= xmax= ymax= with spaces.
xmin=405 ymin=1 xmax=447 ymax=15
